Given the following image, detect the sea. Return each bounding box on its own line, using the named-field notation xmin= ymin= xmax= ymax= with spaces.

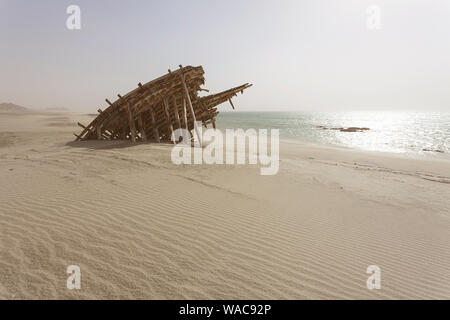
xmin=215 ymin=111 xmax=450 ymax=159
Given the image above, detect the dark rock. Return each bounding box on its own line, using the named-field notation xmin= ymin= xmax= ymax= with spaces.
xmin=423 ymin=148 xmax=444 ymax=153
xmin=316 ymin=126 xmax=370 ymax=132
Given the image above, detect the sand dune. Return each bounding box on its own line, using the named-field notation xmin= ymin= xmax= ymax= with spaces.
xmin=1 ymin=113 xmax=450 ymax=299
xmin=0 ymin=103 xmax=31 ymax=114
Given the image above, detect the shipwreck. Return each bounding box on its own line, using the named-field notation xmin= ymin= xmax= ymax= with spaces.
xmin=74 ymin=65 xmax=252 ymax=143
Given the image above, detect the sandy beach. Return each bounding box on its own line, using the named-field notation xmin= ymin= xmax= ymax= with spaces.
xmin=1 ymin=111 xmax=449 ymax=299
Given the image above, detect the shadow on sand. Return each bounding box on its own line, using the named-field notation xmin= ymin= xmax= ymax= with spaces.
xmin=65 ymin=140 xmax=173 ymax=150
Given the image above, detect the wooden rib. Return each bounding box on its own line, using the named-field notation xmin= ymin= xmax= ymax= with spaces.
xmin=150 ymin=107 xmax=160 ymax=143
xmin=127 ymin=102 xmax=136 ymax=143
xmin=137 ymin=113 xmax=147 ymax=142
xmin=228 ymin=98 xmax=235 ymax=110
xmin=173 ymin=96 xmax=182 ymax=129
xmin=180 ymin=65 xmax=201 ymax=144
xmin=96 ymin=125 xmax=102 ymax=140
xmin=163 ymin=97 xmax=175 ymax=144
xmin=182 ymin=98 xmax=188 ymax=130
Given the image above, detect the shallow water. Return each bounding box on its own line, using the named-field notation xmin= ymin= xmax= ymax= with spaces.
xmin=216 ymin=111 xmax=450 ymax=158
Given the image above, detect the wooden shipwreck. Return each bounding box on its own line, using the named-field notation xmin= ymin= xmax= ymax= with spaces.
xmin=74 ymin=65 xmax=252 ymax=143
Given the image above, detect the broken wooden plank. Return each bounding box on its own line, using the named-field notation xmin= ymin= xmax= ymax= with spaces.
xmin=77 ymin=122 xmax=87 ymax=129
xmin=228 ymin=98 xmax=235 ymax=110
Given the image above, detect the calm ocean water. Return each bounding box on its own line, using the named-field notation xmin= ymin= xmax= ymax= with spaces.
xmin=215 ymin=111 xmax=450 ymax=158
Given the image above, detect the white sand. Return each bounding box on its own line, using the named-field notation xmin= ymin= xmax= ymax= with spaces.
xmin=1 ymin=112 xmax=449 ymax=299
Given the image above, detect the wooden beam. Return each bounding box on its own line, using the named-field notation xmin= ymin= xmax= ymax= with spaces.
xmin=127 ymin=103 xmax=136 ymax=143
xmin=179 ymin=65 xmax=201 ymax=145
xmin=77 ymin=122 xmax=87 ymax=129
xmin=96 ymin=125 xmax=102 ymax=140
xmin=105 ymin=99 xmax=113 ymax=106
xmin=173 ymin=96 xmax=182 ymax=129
xmin=119 ymin=129 xmax=126 ymax=140
xmin=228 ymin=98 xmax=235 ymax=110
xmin=163 ymin=97 xmax=175 ymax=144
xmin=182 ymin=98 xmax=188 ymax=130
xmin=150 ymin=107 xmax=160 ymax=143
xmin=137 ymin=113 xmax=147 ymax=142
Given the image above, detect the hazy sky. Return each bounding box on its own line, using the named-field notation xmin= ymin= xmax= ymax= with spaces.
xmin=1 ymin=0 xmax=449 ymax=111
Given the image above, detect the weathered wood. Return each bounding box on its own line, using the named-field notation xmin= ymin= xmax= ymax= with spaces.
xmin=163 ymin=97 xmax=175 ymax=144
xmin=74 ymin=65 xmax=252 ymax=142
xmin=173 ymin=96 xmax=182 ymax=129
xmin=182 ymin=98 xmax=188 ymax=130
xmin=137 ymin=113 xmax=147 ymax=142
xmin=180 ymin=65 xmax=201 ymax=144
xmin=127 ymin=103 xmax=136 ymax=143
xmin=96 ymin=125 xmax=102 ymax=140
xmin=150 ymin=107 xmax=160 ymax=143
xmin=228 ymin=98 xmax=235 ymax=110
